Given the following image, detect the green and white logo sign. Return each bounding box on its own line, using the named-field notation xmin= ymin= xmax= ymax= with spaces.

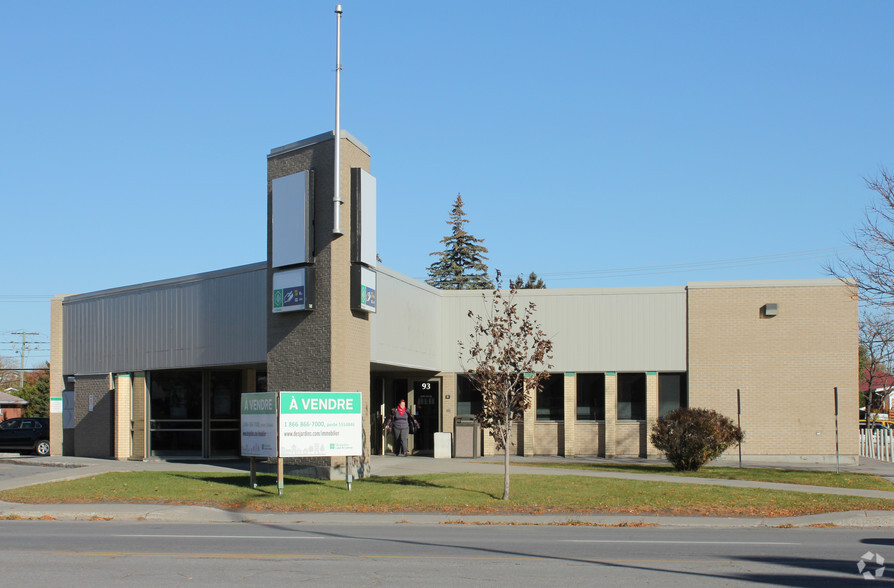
xmin=272 ymin=268 xmax=307 ymax=313
xmin=280 ymin=392 xmax=362 ymax=457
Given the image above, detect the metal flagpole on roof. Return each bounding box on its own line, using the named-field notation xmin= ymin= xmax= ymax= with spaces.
xmin=333 ymin=4 xmax=344 ymax=235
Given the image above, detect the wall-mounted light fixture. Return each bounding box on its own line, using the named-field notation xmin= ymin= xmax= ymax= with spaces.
xmin=762 ymin=303 xmax=778 ymax=317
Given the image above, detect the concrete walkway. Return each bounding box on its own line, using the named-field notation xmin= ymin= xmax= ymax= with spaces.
xmin=0 ymin=454 xmax=892 ymax=527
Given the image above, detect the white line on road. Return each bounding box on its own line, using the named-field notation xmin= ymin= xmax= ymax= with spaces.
xmin=562 ymin=540 xmax=799 ymax=545
xmin=115 ymin=535 xmax=329 ymax=540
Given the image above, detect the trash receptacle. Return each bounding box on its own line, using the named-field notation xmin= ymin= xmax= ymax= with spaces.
xmin=454 ymin=416 xmax=480 ymax=458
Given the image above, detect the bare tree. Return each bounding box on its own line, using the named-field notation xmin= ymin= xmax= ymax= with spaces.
xmin=828 ymin=168 xmax=894 ymax=424
xmin=828 ymin=168 xmax=894 ymax=308
xmin=0 ymin=356 xmax=20 ymax=391
xmin=460 ymin=272 xmax=553 ymax=500
xmin=860 ymin=314 xmax=894 ymax=424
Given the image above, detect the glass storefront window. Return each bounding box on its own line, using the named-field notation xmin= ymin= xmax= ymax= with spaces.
xmin=617 ymin=373 xmax=646 ymax=420
xmin=536 ymin=374 xmax=564 ymax=421
xmin=659 ymin=373 xmax=688 ymax=417
xmin=576 ymin=373 xmax=605 ymax=420
xmin=457 ymin=375 xmax=482 ymax=416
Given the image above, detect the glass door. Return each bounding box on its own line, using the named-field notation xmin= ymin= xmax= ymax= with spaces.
xmin=148 ymin=370 xmax=203 ymax=457
xmin=208 ymin=371 xmax=241 ymax=458
xmin=412 ymin=379 xmax=440 ymax=454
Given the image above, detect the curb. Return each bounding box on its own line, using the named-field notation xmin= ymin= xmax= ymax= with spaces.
xmin=1 ymin=503 xmax=893 ymax=528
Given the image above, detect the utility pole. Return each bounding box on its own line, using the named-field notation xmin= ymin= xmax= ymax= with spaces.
xmin=11 ymin=331 xmax=39 ymax=389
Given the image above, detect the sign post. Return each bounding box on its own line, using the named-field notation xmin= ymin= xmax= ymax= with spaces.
xmin=737 ymin=389 xmax=742 ymax=469
xmin=240 ymin=392 xmax=278 ymax=489
xmin=834 ymin=387 xmax=840 ymax=475
xmin=242 ymin=391 xmax=363 ymax=494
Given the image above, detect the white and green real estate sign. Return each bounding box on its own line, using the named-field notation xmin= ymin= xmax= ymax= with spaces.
xmin=240 ymin=392 xmax=278 ymax=458
xmin=279 ymin=392 xmax=362 ymax=457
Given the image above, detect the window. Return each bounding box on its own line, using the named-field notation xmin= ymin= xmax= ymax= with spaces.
xmin=576 ymin=373 xmax=605 ymax=420
xmin=536 ymin=374 xmax=564 ymax=421
xmin=659 ymin=373 xmax=688 ymax=417
xmin=617 ymin=373 xmax=646 ymax=420
xmin=456 ymin=375 xmax=482 ymax=416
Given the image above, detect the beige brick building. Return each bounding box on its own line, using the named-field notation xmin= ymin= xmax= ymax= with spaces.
xmin=50 ymin=132 xmax=859 ymax=472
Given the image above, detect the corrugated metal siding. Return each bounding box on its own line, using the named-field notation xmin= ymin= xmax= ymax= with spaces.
xmin=370 ymin=267 xmax=441 ymax=370
xmin=438 ymin=287 xmax=687 ymax=373
xmin=63 ymin=264 xmax=267 ymax=374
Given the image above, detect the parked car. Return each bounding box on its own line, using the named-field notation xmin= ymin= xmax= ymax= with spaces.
xmin=0 ymin=417 xmax=50 ymax=456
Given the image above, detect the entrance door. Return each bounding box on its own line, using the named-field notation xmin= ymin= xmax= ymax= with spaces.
xmin=148 ymin=370 xmax=203 ymax=457
xmin=207 ymin=371 xmax=241 ymax=458
xmin=370 ymin=376 xmax=386 ymax=455
xmin=411 ymin=379 xmax=439 ymax=454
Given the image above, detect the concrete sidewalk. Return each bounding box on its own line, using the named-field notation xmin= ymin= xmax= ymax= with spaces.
xmin=0 ymin=453 xmax=892 ymax=527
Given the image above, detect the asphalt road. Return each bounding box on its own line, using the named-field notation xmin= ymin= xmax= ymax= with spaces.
xmin=0 ymin=521 xmax=889 ymax=586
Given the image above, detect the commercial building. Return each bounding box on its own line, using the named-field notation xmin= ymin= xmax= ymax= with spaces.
xmin=49 ymin=132 xmax=858 ymax=473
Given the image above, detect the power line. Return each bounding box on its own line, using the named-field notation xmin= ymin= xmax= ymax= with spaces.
xmin=10 ymin=331 xmax=40 ymax=389
xmin=520 ymin=247 xmax=850 ymax=283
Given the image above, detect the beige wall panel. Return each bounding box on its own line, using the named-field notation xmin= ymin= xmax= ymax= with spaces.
xmin=370 ymin=267 xmax=442 ymax=370
xmin=114 ymin=374 xmax=131 ymax=461
xmin=436 ymin=287 xmax=687 ymax=374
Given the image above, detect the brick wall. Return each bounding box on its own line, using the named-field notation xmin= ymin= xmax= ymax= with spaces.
xmin=132 ymin=373 xmax=146 ymax=460
xmin=266 ymin=134 xmax=372 ymax=477
xmin=74 ymin=374 xmax=114 ymax=457
xmin=688 ymin=282 xmax=858 ymax=461
xmin=573 ymin=422 xmax=604 ymax=455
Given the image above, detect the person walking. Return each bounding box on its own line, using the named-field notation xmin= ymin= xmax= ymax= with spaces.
xmin=384 ymin=399 xmax=418 ymax=456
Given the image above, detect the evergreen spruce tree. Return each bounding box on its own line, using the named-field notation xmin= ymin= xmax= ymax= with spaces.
xmin=426 ymin=194 xmax=494 ymax=290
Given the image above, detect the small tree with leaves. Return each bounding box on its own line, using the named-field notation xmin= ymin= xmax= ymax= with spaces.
xmin=18 ymin=362 xmax=49 ymax=417
xmin=650 ymin=407 xmax=744 ymax=472
xmin=427 ymin=194 xmax=494 ymax=290
xmin=460 ymin=272 xmax=553 ymax=500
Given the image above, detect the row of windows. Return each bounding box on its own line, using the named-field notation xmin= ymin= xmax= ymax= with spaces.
xmin=457 ymin=372 xmax=688 ymax=422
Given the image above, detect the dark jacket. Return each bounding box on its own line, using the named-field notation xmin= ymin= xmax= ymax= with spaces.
xmin=386 ymin=407 xmax=419 ymax=433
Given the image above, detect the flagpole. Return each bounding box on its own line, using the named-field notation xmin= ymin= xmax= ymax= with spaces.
xmin=333 ymin=4 xmax=344 ymax=235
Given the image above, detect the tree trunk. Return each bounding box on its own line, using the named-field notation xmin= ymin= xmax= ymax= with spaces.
xmin=502 ymin=417 xmax=511 ymax=500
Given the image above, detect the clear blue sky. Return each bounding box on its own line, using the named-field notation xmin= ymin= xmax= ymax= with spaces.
xmin=2 ymin=1 xmax=892 ymax=367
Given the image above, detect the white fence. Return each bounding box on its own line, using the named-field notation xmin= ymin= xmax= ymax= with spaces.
xmin=860 ymin=428 xmax=894 ymax=462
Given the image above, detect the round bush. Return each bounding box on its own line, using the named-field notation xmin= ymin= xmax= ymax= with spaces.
xmin=649 ymin=407 xmax=744 ymax=472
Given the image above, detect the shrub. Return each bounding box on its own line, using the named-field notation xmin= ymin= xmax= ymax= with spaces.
xmin=650 ymin=407 xmax=744 ymax=472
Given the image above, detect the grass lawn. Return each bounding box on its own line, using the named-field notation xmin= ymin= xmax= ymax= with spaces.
xmin=0 ymin=472 xmax=893 ymax=517
xmin=502 ymin=462 xmax=894 ymax=492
